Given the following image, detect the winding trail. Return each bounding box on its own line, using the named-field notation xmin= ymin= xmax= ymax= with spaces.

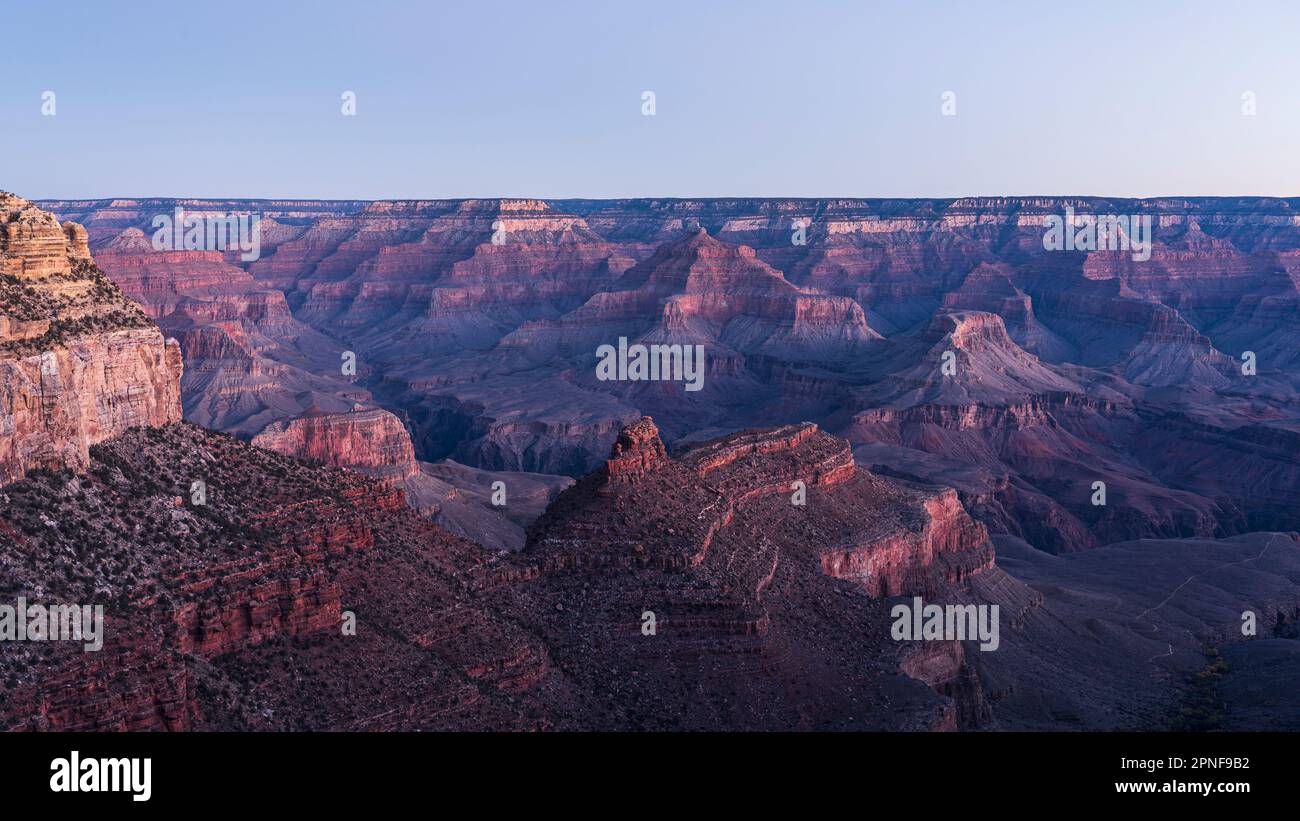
xmin=1137 ymin=533 xmax=1284 ymax=663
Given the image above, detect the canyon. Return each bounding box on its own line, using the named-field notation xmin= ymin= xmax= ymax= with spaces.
xmin=3 ymin=193 xmax=1299 ymax=730
xmin=40 ymin=196 xmax=1300 ymax=554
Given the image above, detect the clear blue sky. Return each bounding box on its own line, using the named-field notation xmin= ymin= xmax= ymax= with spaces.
xmin=3 ymin=0 xmax=1299 ymax=199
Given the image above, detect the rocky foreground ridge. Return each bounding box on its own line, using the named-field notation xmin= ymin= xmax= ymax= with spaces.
xmin=4 ymin=414 xmax=1296 ymax=731
xmin=0 ymin=417 xmax=999 ymax=730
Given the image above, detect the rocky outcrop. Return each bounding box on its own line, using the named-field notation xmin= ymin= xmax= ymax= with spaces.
xmin=603 ymin=415 xmax=667 ymax=482
xmin=899 ymin=638 xmax=990 ymax=731
xmin=0 ymin=194 xmax=182 ymax=486
xmin=251 ymin=407 xmax=418 ymax=480
xmin=2 ymin=196 xmax=90 ymax=280
xmin=247 ymin=405 xmax=571 ymax=551
xmin=818 ymin=488 xmax=994 ymax=597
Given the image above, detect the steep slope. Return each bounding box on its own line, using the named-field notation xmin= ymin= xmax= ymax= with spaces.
xmin=0 ymin=416 xmax=1002 ymax=731
xmin=500 ymin=417 xmax=995 ymax=729
xmin=0 ymin=424 xmax=565 ymax=730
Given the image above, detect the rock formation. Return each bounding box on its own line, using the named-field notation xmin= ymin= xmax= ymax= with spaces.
xmin=0 ymin=416 xmax=997 ymax=731
xmin=250 ymin=407 xmax=419 ymax=482
xmin=0 ymin=194 xmax=182 ymax=486
xmin=249 ymin=406 xmax=571 ymax=550
xmin=500 ymin=417 xmax=996 ymax=728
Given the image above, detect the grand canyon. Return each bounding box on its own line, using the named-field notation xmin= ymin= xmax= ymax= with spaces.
xmin=3 ymin=192 xmax=1299 ymax=731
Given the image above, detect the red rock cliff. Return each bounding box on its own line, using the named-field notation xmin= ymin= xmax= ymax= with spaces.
xmin=0 ymin=194 xmax=182 ymax=486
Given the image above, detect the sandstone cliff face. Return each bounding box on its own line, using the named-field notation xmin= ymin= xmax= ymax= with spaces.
xmin=250 ymin=407 xmax=418 ymax=480
xmin=0 ymin=194 xmax=182 ymax=486
xmin=90 ymin=226 xmax=365 ymax=439
xmin=818 ymin=487 xmax=994 ymax=597
xmin=0 ymin=329 xmax=183 ymax=485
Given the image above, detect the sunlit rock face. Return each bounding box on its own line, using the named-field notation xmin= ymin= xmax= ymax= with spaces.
xmin=1 ymin=194 xmax=181 ymax=486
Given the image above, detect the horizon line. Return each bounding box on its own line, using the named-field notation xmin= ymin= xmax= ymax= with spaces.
xmin=26 ymin=193 xmax=1300 ymax=204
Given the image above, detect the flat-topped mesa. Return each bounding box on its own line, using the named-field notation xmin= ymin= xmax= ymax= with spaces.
xmin=684 ymin=422 xmax=820 ymax=469
xmin=603 ymin=416 xmax=667 ymax=482
xmin=928 ymin=310 xmax=1018 ymax=352
xmin=528 ymin=418 xmax=986 ymax=592
xmin=671 ymin=425 xmax=993 ymax=597
xmin=683 ymin=422 xmax=848 ymax=474
xmin=528 ymin=420 xmax=845 ymax=571
xmin=607 ymin=421 xmax=853 ymax=497
xmin=678 ymin=422 xmax=858 ymax=503
xmin=869 ymin=309 xmax=1081 ymax=408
